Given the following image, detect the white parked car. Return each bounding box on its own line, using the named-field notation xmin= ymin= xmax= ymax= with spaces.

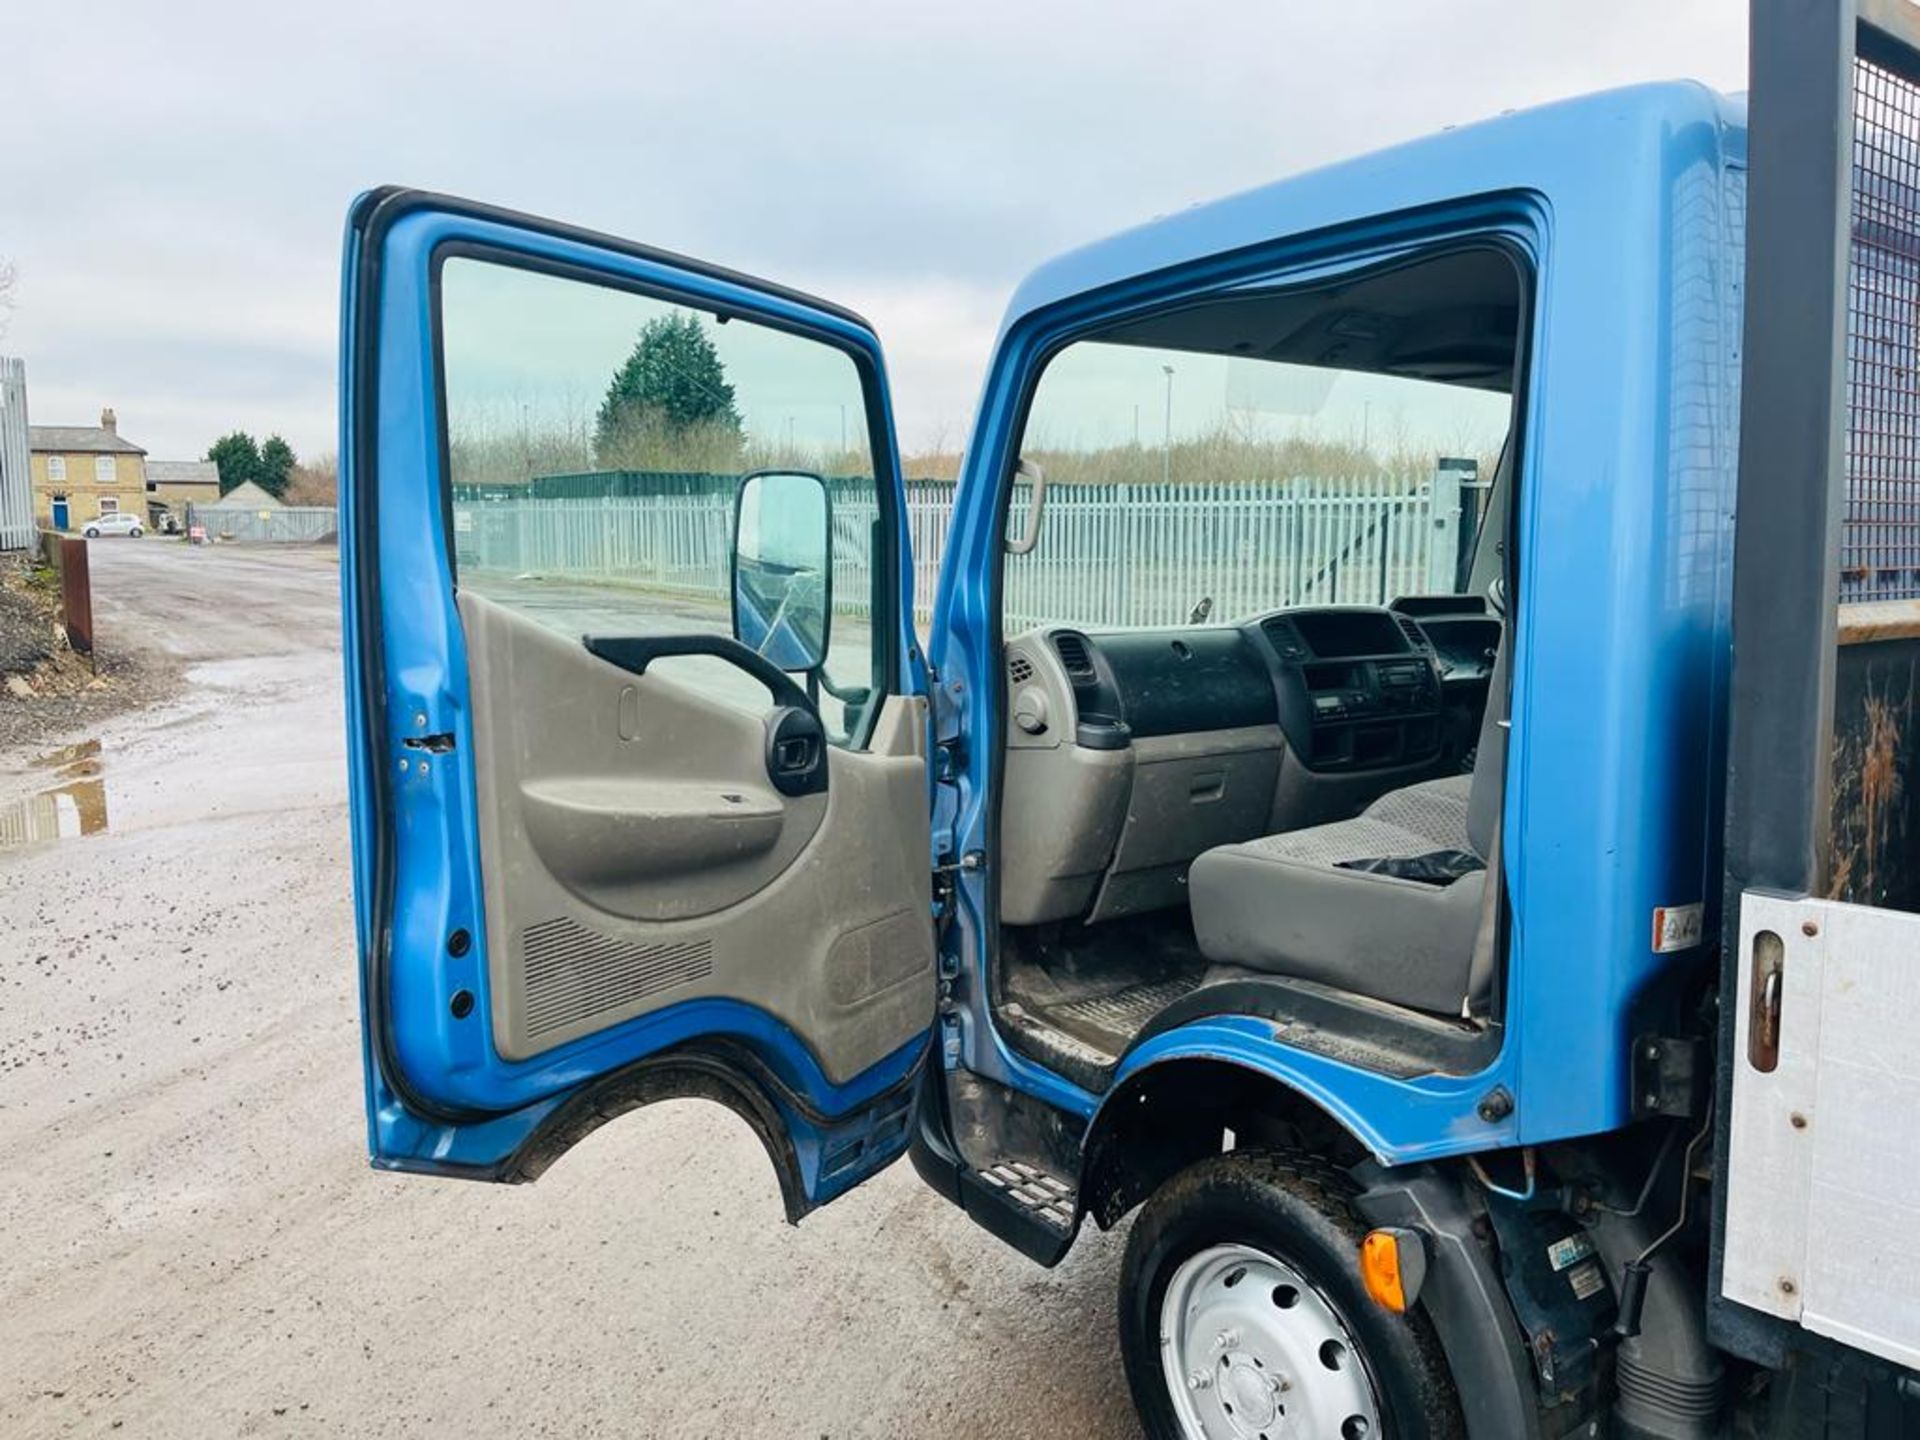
xmin=82 ymin=512 xmax=144 ymax=538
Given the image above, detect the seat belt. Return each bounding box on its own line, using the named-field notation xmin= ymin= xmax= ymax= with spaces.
xmin=1461 ymin=815 xmax=1501 ymax=1019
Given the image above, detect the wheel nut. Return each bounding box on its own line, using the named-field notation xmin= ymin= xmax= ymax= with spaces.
xmin=1188 ymin=1370 xmax=1211 ymax=1391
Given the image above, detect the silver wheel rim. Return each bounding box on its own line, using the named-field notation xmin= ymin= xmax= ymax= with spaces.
xmin=1159 ymin=1243 xmax=1383 ymax=1440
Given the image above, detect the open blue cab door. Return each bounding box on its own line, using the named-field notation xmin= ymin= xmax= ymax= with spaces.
xmin=340 ymin=190 xmax=935 ymax=1214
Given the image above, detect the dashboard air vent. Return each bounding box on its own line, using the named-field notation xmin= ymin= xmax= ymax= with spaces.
xmin=1396 ymin=614 xmax=1430 ymax=651
xmin=1052 ymin=632 xmax=1095 ymax=679
xmin=1261 ymin=617 xmax=1310 ymax=662
xmin=1007 ymin=651 xmax=1035 ymax=684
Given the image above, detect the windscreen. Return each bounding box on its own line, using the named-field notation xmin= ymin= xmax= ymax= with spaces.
xmin=1001 ymin=249 xmax=1519 ymax=634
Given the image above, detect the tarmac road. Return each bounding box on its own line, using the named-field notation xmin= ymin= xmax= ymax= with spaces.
xmin=0 ymin=541 xmax=1141 ymax=1439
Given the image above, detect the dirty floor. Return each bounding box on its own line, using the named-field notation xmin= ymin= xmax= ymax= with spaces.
xmin=0 ymin=542 xmax=1140 ymax=1439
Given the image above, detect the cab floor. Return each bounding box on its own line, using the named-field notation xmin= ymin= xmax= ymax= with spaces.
xmin=1000 ymin=910 xmax=1210 ymax=1060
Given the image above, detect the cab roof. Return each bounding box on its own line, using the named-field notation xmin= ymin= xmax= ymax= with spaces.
xmin=1001 ymin=81 xmax=1747 ymax=332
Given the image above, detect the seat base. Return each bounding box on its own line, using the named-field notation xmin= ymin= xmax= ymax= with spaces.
xmin=1188 ymin=776 xmax=1484 ymax=1016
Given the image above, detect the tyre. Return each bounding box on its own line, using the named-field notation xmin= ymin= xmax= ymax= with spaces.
xmin=1119 ymin=1149 xmax=1463 ymax=1440
xmin=83 ymin=527 xmax=99 ymax=538
xmin=129 ymin=526 xmax=143 ymax=537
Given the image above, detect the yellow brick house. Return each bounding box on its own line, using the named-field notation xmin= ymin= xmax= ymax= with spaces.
xmin=28 ymin=407 xmax=148 ymax=531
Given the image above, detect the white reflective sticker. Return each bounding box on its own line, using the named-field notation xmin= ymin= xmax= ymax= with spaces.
xmin=1567 ymin=1259 xmax=1607 ymax=1302
xmin=1653 ymin=902 xmax=1705 ymax=954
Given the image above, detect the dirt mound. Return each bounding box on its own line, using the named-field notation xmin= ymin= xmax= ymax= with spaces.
xmin=0 ymin=558 xmax=57 ymax=677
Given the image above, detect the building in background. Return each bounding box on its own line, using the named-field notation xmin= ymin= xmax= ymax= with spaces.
xmin=197 ymin=478 xmax=283 ymax=513
xmin=28 ymin=408 xmax=147 ymax=531
xmin=143 ymin=459 xmax=221 ymax=531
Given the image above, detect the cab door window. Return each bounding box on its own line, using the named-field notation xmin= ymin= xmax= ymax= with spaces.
xmin=438 ymin=256 xmax=888 ymax=745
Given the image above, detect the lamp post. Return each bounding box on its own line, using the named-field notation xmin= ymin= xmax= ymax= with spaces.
xmin=1162 ymin=364 xmax=1176 ymax=484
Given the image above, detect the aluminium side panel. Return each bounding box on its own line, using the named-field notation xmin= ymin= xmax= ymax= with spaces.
xmin=1723 ymin=892 xmax=1920 ymax=1370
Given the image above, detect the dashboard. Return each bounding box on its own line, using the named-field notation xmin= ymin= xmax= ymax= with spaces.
xmin=997 ymin=600 xmax=1500 ymax=928
xmin=1040 ymin=601 xmax=1494 ymax=774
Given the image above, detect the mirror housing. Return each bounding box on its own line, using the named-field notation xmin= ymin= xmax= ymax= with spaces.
xmin=731 ymin=469 xmax=832 ymax=674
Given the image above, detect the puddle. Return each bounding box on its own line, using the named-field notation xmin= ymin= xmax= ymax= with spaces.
xmin=32 ymin=738 xmax=102 ymax=771
xmin=0 ymin=740 xmax=110 ymax=848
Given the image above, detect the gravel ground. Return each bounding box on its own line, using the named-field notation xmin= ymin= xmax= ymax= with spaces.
xmin=0 ymin=542 xmax=1142 ymax=1439
xmin=0 ymin=547 xmax=184 ymax=753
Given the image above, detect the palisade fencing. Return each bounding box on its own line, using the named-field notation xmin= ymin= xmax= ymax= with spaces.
xmin=452 ymin=469 xmax=1468 ymax=629
xmin=0 ymin=357 xmax=32 ymax=552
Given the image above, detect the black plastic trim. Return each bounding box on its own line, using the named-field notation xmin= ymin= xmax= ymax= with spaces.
xmin=1351 ymin=1163 xmax=1545 ymax=1440
xmin=906 ymin=1070 xmax=1078 ymax=1267
xmin=385 ymin=1035 xmax=930 ymax=1219
xmin=584 ymin=632 xmax=815 ymax=712
xmin=1128 ymin=976 xmax=1500 ymax=1081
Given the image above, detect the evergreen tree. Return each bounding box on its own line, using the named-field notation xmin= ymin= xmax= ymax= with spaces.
xmin=595 ymin=313 xmax=742 ymax=461
xmin=259 ymin=435 xmax=297 ymax=498
xmin=206 ymin=431 xmax=263 ymax=495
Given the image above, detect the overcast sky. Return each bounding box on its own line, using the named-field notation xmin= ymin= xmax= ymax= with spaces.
xmin=7 ymin=1 xmax=1744 ymax=464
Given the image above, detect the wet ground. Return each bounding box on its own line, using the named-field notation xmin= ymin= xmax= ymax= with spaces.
xmin=0 ymin=542 xmax=1141 ymax=1439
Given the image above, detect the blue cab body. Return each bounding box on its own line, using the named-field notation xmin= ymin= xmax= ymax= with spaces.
xmin=344 ymin=80 xmax=1745 ymax=1179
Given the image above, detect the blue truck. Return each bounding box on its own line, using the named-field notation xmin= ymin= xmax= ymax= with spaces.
xmin=338 ymin=3 xmax=1920 ymax=1433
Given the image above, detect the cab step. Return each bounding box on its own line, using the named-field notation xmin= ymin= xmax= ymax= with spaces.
xmin=977 ymin=1160 xmax=1076 ymax=1231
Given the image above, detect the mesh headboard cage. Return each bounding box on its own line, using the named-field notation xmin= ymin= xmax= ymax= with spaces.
xmin=1845 ymin=53 xmax=1920 ymax=600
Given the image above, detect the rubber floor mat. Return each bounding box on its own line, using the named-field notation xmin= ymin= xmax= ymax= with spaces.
xmin=1046 ymin=976 xmax=1200 ymax=1051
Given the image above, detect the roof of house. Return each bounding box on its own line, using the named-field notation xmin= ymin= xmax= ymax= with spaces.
xmin=200 ymin=479 xmax=283 ymax=509
xmin=29 ymin=424 xmax=146 ymax=456
xmin=146 ymin=460 xmax=220 ymax=487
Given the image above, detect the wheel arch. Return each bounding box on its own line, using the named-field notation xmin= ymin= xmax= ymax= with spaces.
xmin=1085 ymin=1061 xmax=1548 ymax=1439
xmin=1081 ymin=1055 xmax=1376 ymax=1231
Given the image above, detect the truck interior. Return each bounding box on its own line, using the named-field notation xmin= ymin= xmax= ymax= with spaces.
xmin=988 ymin=243 xmax=1526 ymax=1088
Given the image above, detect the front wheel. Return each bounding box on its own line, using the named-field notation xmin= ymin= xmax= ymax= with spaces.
xmin=83 ymin=527 xmax=99 ymax=538
xmin=1119 ymin=1150 xmax=1462 ymax=1440
xmin=128 ymin=526 xmax=143 ymax=537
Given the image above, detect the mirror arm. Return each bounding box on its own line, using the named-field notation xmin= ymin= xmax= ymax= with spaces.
xmin=1003 ymin=458 xmax=1048 ymax=555
xmin=812 ymin=666 xmax=872 ymax=707
xmin=583 ymin=633 xmax=815 ymax=714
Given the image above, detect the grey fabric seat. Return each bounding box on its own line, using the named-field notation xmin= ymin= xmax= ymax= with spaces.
xmin=1189 ymin=646 xmax=1505 ymax=1016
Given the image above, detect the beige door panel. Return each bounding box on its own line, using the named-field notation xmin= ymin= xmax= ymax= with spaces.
xmin=459 ymin=593 xmax=935 ymax=1075
xmin=520 ymin=778 xmax=788 ymax=902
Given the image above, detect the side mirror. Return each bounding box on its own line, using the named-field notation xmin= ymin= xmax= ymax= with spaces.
xmin=732 ymin=469 xmax=832 ymax=674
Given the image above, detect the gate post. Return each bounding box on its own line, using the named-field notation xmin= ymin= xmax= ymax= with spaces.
xmin=1427 ymin=458 xmax=1473 ymax=593
xmin=55 ymin=533 xmax=93 ymax=656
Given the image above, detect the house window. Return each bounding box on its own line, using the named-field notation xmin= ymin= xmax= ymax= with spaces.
xmin=95 ymin=455 xmax=116 ymax=484
xmin=98 ymin=496 xmax=118 ymax=515
xmin=47 ymin=455 xmax=65 ymax=482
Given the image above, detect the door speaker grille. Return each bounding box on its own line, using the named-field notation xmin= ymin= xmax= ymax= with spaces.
xmin=522 ymin=917 xmax=713 ymax=1038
